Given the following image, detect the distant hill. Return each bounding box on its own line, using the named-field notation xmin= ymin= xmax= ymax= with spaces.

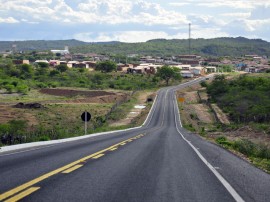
xmin=0 ymin=39 xmax=89 ymax=52
xmin=71 ymin=37 xmax=270 ymax=57
xmin=1 ymin=37 xmax=270 ymax=57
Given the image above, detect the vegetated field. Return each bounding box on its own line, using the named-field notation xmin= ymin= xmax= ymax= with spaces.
xmin=0 ymin=88 xmax=130 ymax=142
xmin=0 ymin=87 xmax=155 ymax=144
xmin=177 ymin=73 xmax=270 ymax=173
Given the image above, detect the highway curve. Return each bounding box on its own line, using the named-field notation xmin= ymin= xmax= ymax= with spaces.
xmin=0 ymin=77 xmax=270 ymax=202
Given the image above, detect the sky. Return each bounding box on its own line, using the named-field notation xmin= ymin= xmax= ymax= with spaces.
xmin=0 ymin=0 xmax=270 ymax=42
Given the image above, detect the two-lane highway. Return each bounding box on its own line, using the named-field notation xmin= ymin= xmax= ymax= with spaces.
xmin=1 ymin=77 xmax=270 ymax=202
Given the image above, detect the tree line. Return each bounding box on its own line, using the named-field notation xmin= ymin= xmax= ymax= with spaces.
xmin=206 ymin=74 xmax=270 ymax=123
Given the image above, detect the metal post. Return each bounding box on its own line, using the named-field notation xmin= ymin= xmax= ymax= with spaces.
xmin=85 ymin=110 xmax=87 ymax=135
xmin=189 ymin=23 xmax=191 ymax=55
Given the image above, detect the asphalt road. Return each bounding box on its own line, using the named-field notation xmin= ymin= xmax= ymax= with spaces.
xmin=1 ymin=77 xmax=270 ymax=202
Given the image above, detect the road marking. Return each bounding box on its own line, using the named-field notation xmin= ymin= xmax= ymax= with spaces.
xmin=4 ymin=187 xmax=40 ymax=202
xmin=173 ymin=95 xmax=244 ymax=202
xmin=62 ymin=165 xmax=83 ymax=174
xmin=161 ymin=89 xmax=169 ymax=126
xmin=120 ymin=143 xmax=126 ymax=146
xmin=92 ymin=154 xmax=104 ymax=159
xmin=144 ymin=92 xmax=159 ymax=128
xmin=109 ymin=147 xmax=118 ymax=151
xmin=0 ymin=145 xmax=56 ymax=157
xmin=0 ymin=134 xmax=144 ymax=201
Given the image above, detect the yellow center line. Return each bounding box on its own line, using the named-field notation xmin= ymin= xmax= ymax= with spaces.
xmin=92 ymin=153 xmax=104 ymax=159
xmin=109 ymin=148 xmax=118 ymax=151
xmin=62 ymin=165 xmax=83 ymax=174
xmin=4 ymin=187 xmax=40 ymax=202
xmin=0 ymin=134 xmax=145 ymax=201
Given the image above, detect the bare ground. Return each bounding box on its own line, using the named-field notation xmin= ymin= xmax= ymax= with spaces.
xmin=110 ymin=91 xmax=156 ymax=127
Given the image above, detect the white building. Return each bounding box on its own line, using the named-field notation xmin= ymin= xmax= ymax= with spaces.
xmin=51 ymin=46 xmax=69 ymax=55
xmin=181 ymin=71 xmax=194 ymax=78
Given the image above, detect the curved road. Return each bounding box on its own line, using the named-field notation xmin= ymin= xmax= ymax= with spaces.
xmin=0 ymin=77 xmax=270 ymax=202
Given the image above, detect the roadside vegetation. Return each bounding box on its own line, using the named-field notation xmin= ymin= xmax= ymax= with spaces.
xmin=178 ymin=73 xmax=270 ymax=173
xmin=0 ymin=58 xmax=181 ymax=146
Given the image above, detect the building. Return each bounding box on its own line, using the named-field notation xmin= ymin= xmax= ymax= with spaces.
xmin=205 ymin=66 xmax=217 ymax=73
xmin=34 ymin=60 xmax=49 ymax=64
xmin=175 ymin=65 xmax=191 ymax=70
xmin=190 ymin=66 xmax=205 ymax=75
xmin=51 ymin=46 xmax=69 ymax=55
xmin=13 ymin=60 xmax=30 ymax=65
xmin=181 ymin=71 xmax=194 ymax=78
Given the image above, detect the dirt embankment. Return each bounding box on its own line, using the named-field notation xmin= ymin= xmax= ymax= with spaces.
xmin=39 ymin=89 xmax=129 ymax=104
xmin=177 ymin=84 xmax=270 ymax=146
xmin=39 ymin=89 xmax=115 ymax=97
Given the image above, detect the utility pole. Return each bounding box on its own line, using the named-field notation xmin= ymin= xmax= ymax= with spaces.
xmin=189 ymin=23 xmax=191 ymax=55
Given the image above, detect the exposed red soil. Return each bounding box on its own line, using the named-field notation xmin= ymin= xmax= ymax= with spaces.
xmin=39 ymin=89 xmax=115 ymax=97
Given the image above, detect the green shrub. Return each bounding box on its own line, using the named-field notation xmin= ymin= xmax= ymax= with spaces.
xmin=17 ymin=84 xmax=29 ymax=94
xmin=36 ymin=82 xmax=47 ymax=88
xmin=215 ymin=136 xmax=233 ymax=147
xmin=4 ymin=84 xmax=15 ymax=93
xmin=233 ymin=139 xmax=256 ymax=157
xmin=39 ymin=136 xmax=50 ymax=141
xmin=200 ymin=81 xmax=208 ymax=87
xmin=255 ymin=144 xmax=270 ymax=159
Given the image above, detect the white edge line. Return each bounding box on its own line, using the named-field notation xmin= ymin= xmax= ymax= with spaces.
xmin=0 ymin=92 xmax=159 ymax=154
xmin=173 ymin=94 xmax=244 ymax=202
xmin=143 ymin=90 xmax=159 ymax=127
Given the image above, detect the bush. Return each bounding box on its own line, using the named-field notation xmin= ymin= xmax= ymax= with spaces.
xmin=233 ymin=139 xmax=256 ymax=157
xmin=39 ymin=136 xmax=50 ymax=141
xmin=17 ymin=84 xmax=29 ymax=94
xmin=36 ymin=82 xmax=47 ymax=88
xmin=255 ymin=144 xmax=270 ymax=159
xmin=200 ymin=81 xmax=208 ymax=87
xmin=4 ymin=84 xmax=15 ymax=93
xmin=215 ymin=136 xmax=233 ymax=147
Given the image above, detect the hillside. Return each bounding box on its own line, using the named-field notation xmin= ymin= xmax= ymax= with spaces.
xmin=0 ymin=39 xmax=87 ymax=52
xmin=1 ymin=37 xmax=270 ymax=57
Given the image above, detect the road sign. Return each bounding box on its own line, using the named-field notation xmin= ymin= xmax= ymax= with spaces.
xmin=81 ymin=111 xmax=91 ymax=122
xmin=178 ymin=97 xmax=185 ymax=103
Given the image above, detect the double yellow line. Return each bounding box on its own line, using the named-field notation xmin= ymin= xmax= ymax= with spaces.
xmin=0 ymin=133 xmax=146 ymax=202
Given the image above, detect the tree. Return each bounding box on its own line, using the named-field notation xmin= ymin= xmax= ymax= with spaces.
xmin=56 ymin=64 xmax=68 ymax=73
xmin=96 ymin=61 xmax=117 ymax=73
xmin=37 ymin=62 xmax=49 ymax=68
xmin=156 ymin=65 xmax=181 ymax=85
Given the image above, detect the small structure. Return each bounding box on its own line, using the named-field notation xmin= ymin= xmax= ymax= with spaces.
xmin=34 ymin=60 xmax=49 ymax=64
xmin=181 ymin=70 xmax=194 ymax=78
xmin=205 ymin=66 xmax=217 ymax=73
xmin=190 ymin=66 xmax=205 ymax=75
xmin=12 ymin=60 xmax=30 ymax=65
xmin=51 ymin=46 xmax=69 ymax=55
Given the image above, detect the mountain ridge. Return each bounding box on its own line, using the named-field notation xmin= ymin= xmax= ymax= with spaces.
xmin=1 ymin=37 xmax=270 ymax=57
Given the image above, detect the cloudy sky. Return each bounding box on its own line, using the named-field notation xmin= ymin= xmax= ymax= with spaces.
xmin=0 ymin=0 xmax=270 ymax=42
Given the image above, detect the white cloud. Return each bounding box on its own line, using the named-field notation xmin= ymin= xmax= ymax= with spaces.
xmin=0 ymin=0 xmax=188 ymax=25
xmin=220 ymin=12 xmax=251 ymax=18
xmin=187 ymin=0 xmax=270 ymax=9
xmin=169 ymin=2 xmax=190 ymax=7
xmin=74 ymin=28 xmax=229 ymax=43
xmin=0 ymin=17 xmax=19 ymax=23
xmin=0 ymin=0 xmax=270 ymax=42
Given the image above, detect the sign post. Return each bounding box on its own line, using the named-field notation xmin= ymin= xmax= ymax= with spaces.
xmin=178 ymin=97 xmax=185 ymax=103
xmin=81 ymin=111 xmax=91 ymax=135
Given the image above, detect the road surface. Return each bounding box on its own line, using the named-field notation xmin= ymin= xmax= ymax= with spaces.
xmin=0 ymin=77 xmax=270 ymax=202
